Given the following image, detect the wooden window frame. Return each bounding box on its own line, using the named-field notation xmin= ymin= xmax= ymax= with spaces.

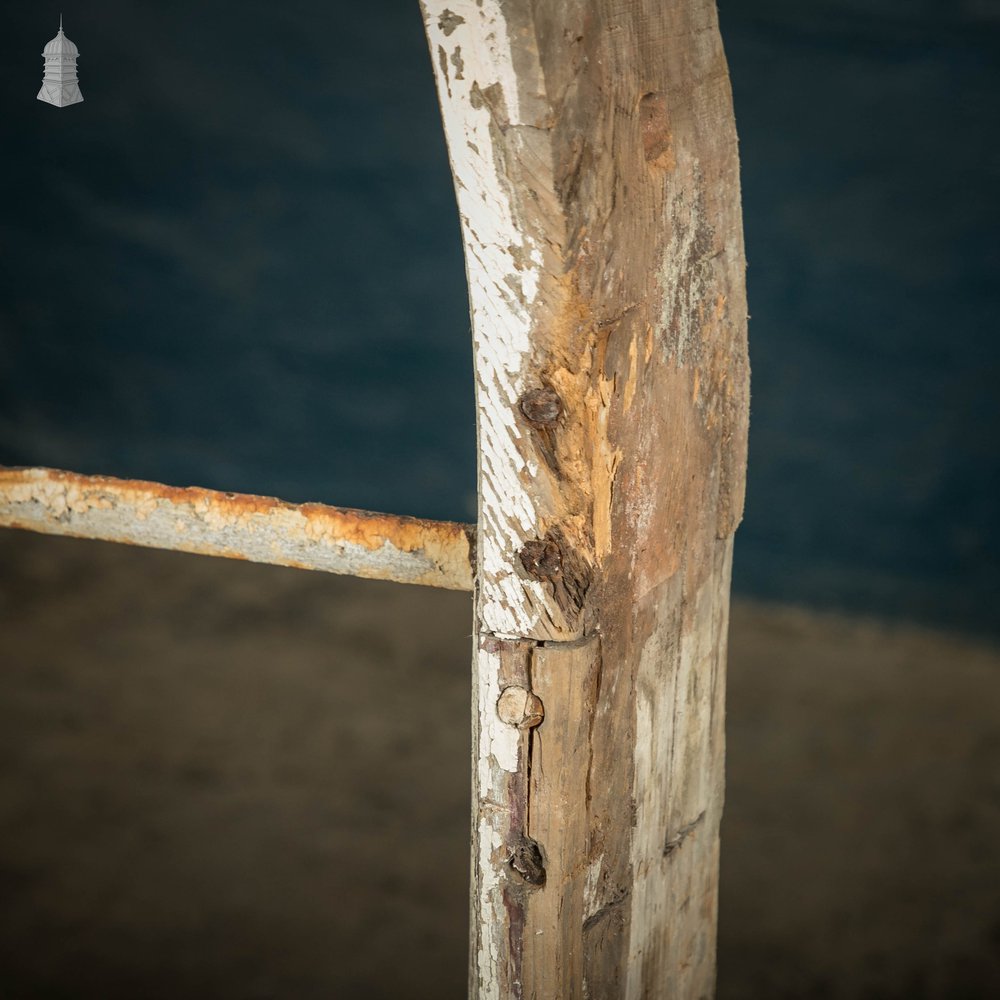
xmin=1 ymin=2 xmax=749 ymax=995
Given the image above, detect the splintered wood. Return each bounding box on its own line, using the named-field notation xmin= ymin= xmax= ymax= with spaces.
xmin=422 ymin=0 xmax=749 ymax=996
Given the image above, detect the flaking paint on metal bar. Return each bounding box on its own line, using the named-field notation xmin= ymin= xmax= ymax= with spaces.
xmin=0 ymin=466 xmax=475 ymax=591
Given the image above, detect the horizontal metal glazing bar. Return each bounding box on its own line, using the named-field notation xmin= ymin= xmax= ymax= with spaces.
xmin=0 ymin=466 xmax=475 ymax=591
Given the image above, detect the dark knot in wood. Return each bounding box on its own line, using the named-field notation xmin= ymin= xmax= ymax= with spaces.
xmin=508 ymin=834 xmax=546 ymax=887
xmin=518 ymin=387 xmax=562 ymax=428
xmin=519 ymin=539 xmax=563 ymax=580
xmin=639 ymin=92 xmax=674 ymax=170
xmin=519 ymin=529 xmax=592 ymax=622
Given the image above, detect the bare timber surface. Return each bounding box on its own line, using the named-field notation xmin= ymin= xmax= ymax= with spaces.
xmin=421 ymin=0 xmax=749 ymax=991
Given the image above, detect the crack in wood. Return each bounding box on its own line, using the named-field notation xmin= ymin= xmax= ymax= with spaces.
xmin=582 ymin=888 xmax=630 ymax=933
xmin=663 ymin=810 xmax=707 ymax=857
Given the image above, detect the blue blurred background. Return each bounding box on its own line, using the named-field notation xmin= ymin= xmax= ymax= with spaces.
xmin=2 ymin=0 xmax=998 ymax=635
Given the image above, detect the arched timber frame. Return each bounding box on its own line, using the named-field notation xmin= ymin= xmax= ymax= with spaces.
xmin=421 ymin=0 xmax=748 ymax=994
xmin=0 ymin=1 xmax=748 ymax=995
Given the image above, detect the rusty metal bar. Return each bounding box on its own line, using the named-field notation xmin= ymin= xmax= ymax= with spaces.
xmin=0 ymin=466 xmax=475 ymax=591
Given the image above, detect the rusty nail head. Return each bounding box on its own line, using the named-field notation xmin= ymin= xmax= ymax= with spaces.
xmin=518 ymin=387 xmax=562 ymax=428
xmin=508 ymin=834 xmax=546 ymax=887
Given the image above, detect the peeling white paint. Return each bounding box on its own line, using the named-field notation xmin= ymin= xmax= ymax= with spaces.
xmin=477 ymin=644 xmax=521 ymax=790
xmin=476 ymin=816 xmax=508 ymax=1000
xmin=472 ymin=644 xmax=521 ymax=999
xmin=422 ymin=0 xmax=552 ymax=638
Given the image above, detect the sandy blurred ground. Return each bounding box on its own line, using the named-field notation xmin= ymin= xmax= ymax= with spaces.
xmin=0 ymin=529 xmax=997 ymax=999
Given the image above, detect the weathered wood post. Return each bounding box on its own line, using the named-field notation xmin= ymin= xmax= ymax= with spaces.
xmin=421 ymin=0 xmax=749 ymax=995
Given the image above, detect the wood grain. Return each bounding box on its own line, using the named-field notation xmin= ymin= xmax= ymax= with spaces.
xmin=522 ymin=637 xmax=601 ymax=998
xmin=422 ymin=0 xmax=749 ymax=995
